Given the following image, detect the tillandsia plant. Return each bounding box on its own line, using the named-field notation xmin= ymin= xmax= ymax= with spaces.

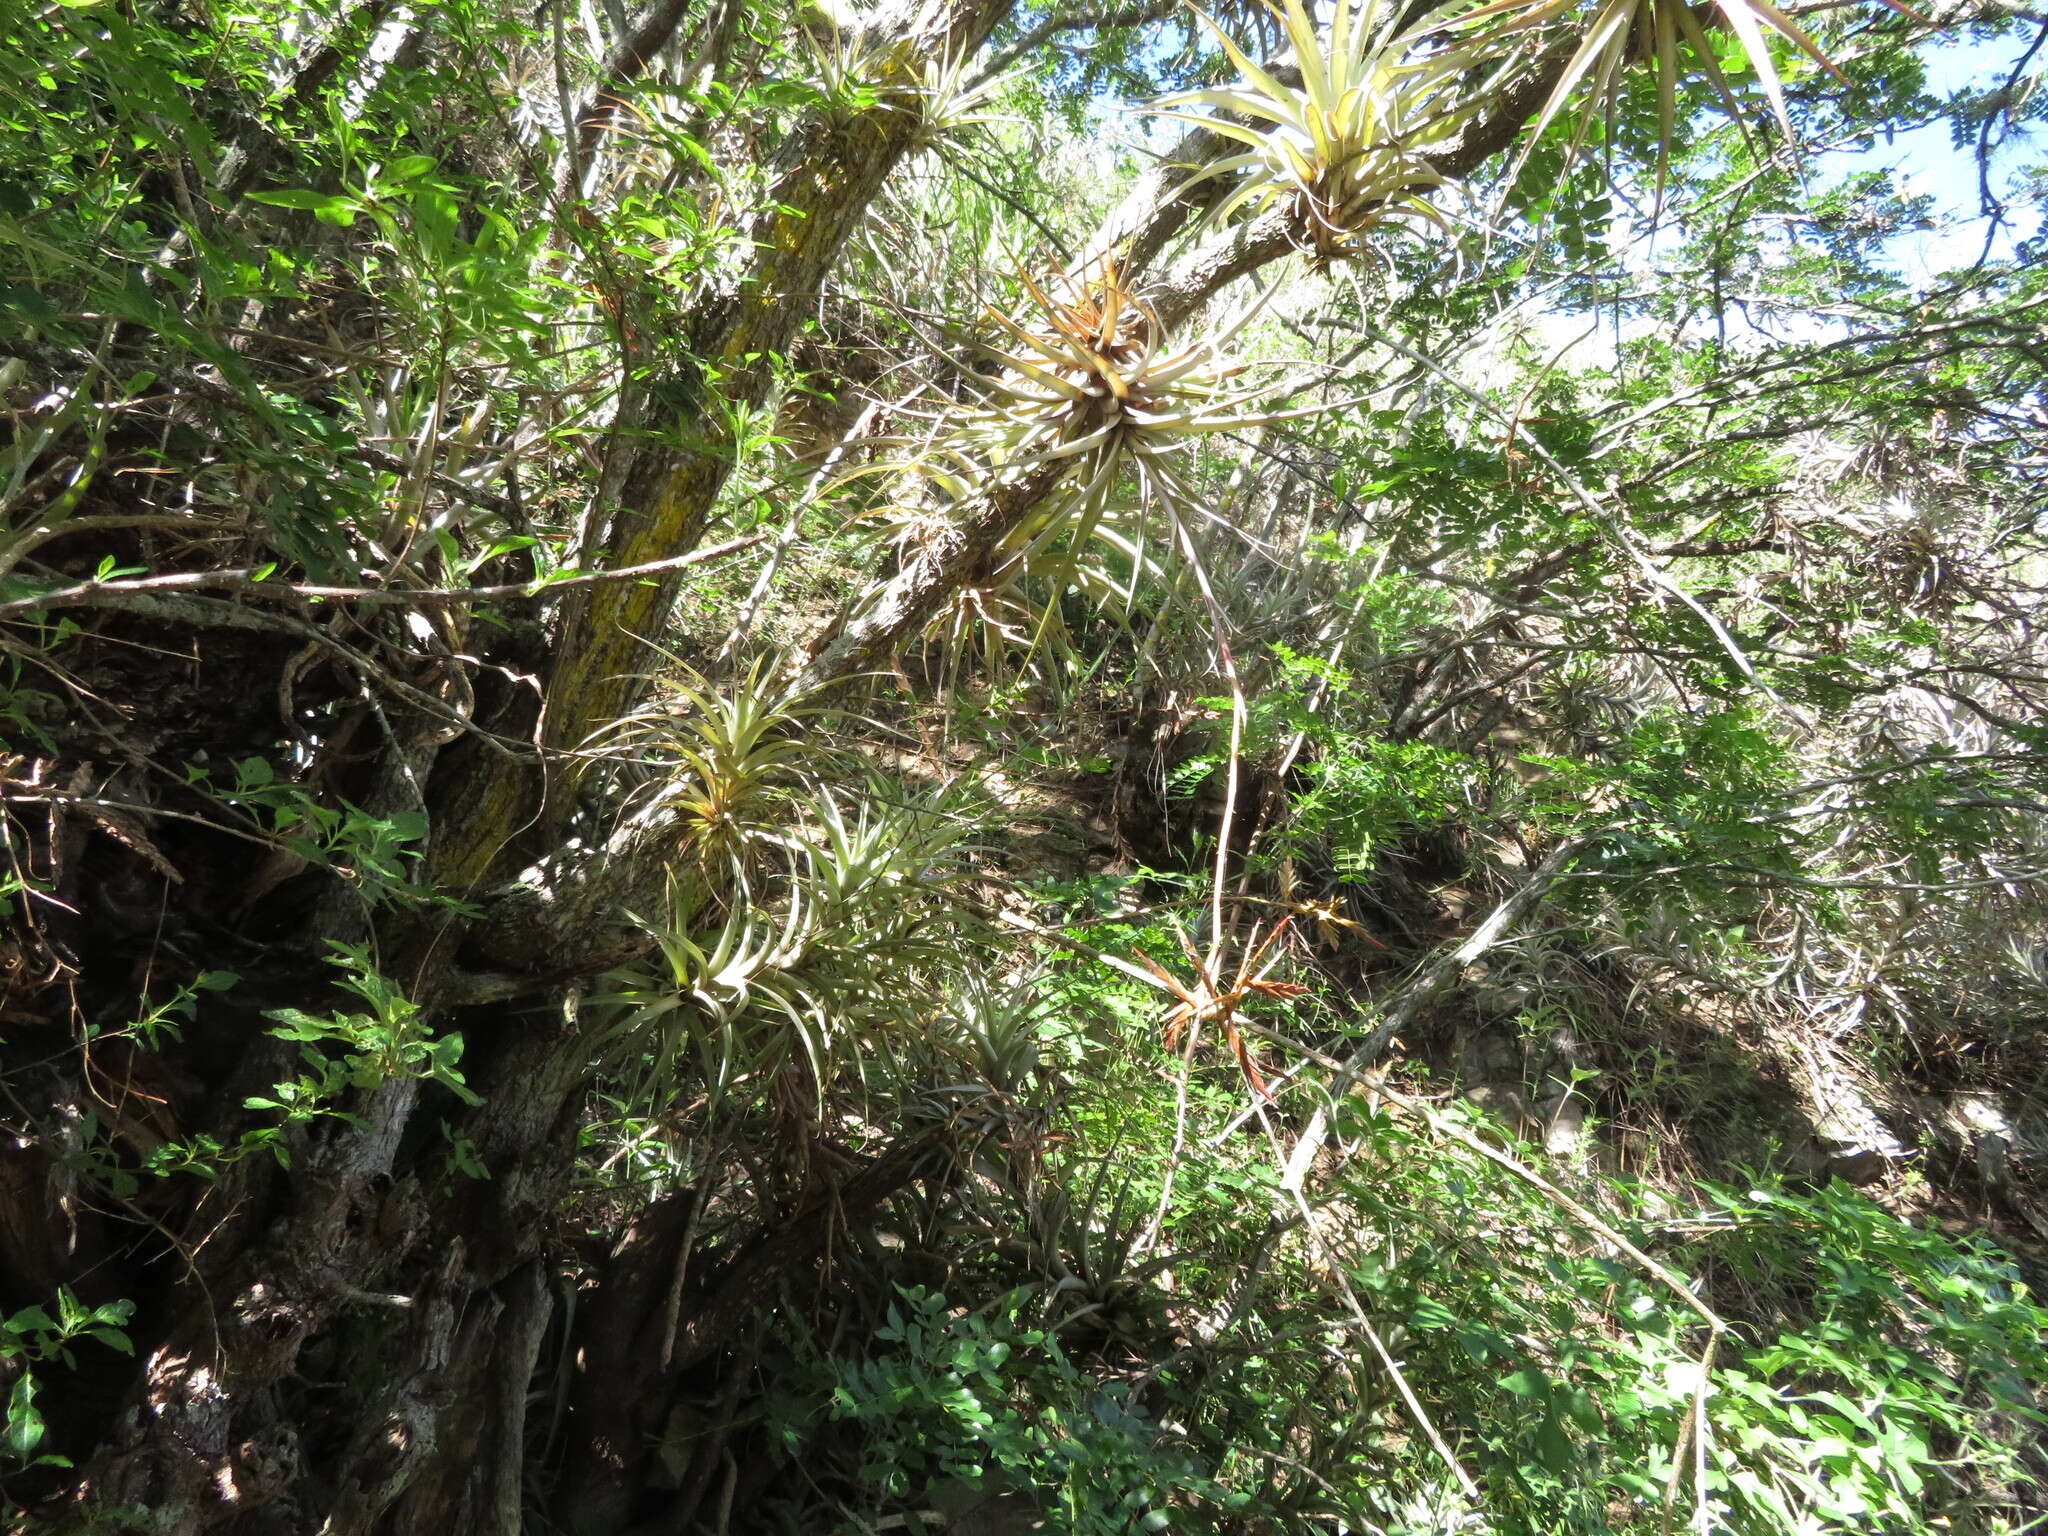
xmin=1161 ymin=0 xmax=1853 ymax=252
xmin=913 ymin=46 xmax=1026 ymax=150
xmin=1434 ymin=0 xmax=1849 ymax=191
xmin=874 ymin=490 xmax=1161 ymax=692
xmin=586 ymin=655 xmax=836 ymax=898
xmin=1139 ymin=917 xmax=1309 ymax=1101
xmin=595 ymin=778 xmax=986 ymax=1119
xmin=807 ymin=20 xmax=1021 ymax=150
xmin=865 ymin=251 xmax=1309 ymax=677
xmin=939 ymin=252 xmax=1298 ymax=520
xmin=1158 ymin=0 xmax=1481 ymax=258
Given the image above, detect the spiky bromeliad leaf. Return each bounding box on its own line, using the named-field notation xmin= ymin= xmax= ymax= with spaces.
xmin=871 ymin=252 xmax=1323 ymax=677
xmin=597 ymin=782 xmax=984 ymax=1119
xmin=915 ymin=46 xmax=1025 ymax=148
xmin=1156 ymin=0 xmax=1486 ymax=259
xmin=588 ymin=654 xmax=837 ymax=890
xmin=1429 ymin=0 xmax=1851 ymax=186
xmin=870 ymin=472 xmax=1166 ymax=691
xmin=1164 ymin=0 xmax=1855 ymax=248
xmin=947 ymin=252 xmax=1320 ymax=517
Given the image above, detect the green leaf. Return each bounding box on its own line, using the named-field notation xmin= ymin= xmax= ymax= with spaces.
xmin=5 ymin=1373 xmax=44 ymax=1461
xmin=1532 ymin=1410 xmax=1574 ymax=1472
xmin=247 ymin=189 xmax=343 ymax=212
xmin=1408 ymin=1298 xmax=1459 ymax=1330
xmin=248 ymin=189 xmax=357 ymax=226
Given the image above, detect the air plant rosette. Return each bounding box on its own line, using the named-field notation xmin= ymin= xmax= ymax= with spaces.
xmin=1422 ymin=0 xmax=1853 ymax=204
xmin=943 ymin=252 xmax=1327 ymax=557
xmin=956 ymin=251 xmax=1294 ymax=517
xmin=873 ymin=250 xmax=1322 ymax=674
xmin=1156 ymin=0 xmax=1481 ymax=262
xmin=1156 ymin=0 xmax=1858 ymax=259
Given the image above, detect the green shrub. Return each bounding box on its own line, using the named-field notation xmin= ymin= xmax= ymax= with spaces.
xmin=824 ymin=1286 xmax=1225 ymax=1532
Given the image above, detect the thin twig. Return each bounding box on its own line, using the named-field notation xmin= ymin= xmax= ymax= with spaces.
xmin=0 ymin=533 xmax=769 ymax=623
